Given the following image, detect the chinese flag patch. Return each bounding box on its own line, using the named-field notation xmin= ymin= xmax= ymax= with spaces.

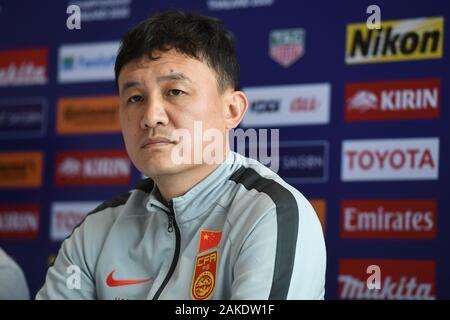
xmin=198 ymin=230 xmax=222 ymax=253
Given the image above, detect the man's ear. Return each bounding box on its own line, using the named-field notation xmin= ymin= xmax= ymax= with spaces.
xmin=224 ymin=90 xmax=248 ymax=129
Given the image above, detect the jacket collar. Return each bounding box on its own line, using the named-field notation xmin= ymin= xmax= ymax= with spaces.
xmin=146 ymin=151 xmax=242 ymax=223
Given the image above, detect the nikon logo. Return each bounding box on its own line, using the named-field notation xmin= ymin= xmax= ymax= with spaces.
xmin=346 ymin=17 xmax=443 ymax=64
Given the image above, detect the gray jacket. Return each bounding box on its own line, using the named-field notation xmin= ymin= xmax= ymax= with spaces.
xmin=36 ymin=151 xmax=326 ymax=300
xmin=0 ymin=247 xmax=30 ymax=300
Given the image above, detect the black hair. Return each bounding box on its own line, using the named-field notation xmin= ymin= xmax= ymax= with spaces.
xmin=114 ymin=10 xmax=239 ymax=93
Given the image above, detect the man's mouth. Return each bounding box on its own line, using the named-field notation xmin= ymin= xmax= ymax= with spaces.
xmin=140 ymin=137 xmax=176 ymax=149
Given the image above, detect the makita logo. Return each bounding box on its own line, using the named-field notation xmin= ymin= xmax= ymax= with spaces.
xmin=339 ymin=275 xmax=435 ymax=300
xmin=346 ymin=17 xmax=443 ymax=64
xmin=0 ymin=48 xmax=48 ymax=86
xmin=0 ymin=63 xmax=46 ymax=85
xmin=345 ymin=79 xmax=440 ymax=121
xmin=0 ymin=204 xmax=39 ymax=239
xmin=55 ymin=150 xmax=130 ymax=186
xmin=250 ymin=100 xmax=280 ymax=113
xmin=341 ymin=200 xmax=437 ymax=239
xmin=339 ymin=259 xmax=436 ymax=300
xmin=341 ymin=138 xmax=439 ymax=181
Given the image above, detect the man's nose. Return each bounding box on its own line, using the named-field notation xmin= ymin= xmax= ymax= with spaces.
xmin=140 ymin=96 xmax=169 ymax=129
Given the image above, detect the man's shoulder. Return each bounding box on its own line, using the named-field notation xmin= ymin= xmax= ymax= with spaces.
xmin=226 ymin=153 xmax=312 ymax=219
xmin=224 ymin=154 xmax=318 ymax=247
xmin=89 ymin=178 xmax=154 ymax=215
xmin=229 ymin=152 xmax=306 ymax=204
xmin=0 ymin=247 xmax=20 ymax=270
xmin=67 ymin=179 xmax=154 ymax=240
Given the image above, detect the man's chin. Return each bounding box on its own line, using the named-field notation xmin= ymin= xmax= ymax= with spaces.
xmin=139 ymin=162 xmax=192 ymax=180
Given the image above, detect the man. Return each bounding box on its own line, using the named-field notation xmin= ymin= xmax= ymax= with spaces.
xmin=37 ymin=10 xmax=326 ymax=300
xmin=0 ymin=247 xmax=30 ymax=300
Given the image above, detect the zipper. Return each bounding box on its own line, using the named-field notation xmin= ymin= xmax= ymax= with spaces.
xmin=152 ymin=200 xmax=180 ymax=300
xmin=167 ymin=212 xmax=174 ymax=232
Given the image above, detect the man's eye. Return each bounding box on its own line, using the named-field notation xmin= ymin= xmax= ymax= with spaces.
xmin=167 ymin=89 xmax=185 ymax=97
xmin=128 ymin=95 xmax=143 ymax=103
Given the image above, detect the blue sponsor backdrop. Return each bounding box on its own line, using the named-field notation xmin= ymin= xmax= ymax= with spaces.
xmin=0 ymin=99 xmax=47 ymax=139
xmin=0 ymin=0 xmax=448 ymax=299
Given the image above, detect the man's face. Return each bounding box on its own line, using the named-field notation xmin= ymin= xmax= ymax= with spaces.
xmin=118 ymin=49 xmax=229 ymax=179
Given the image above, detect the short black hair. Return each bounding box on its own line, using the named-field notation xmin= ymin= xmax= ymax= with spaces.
xmin=114 ymin=10 xmax=239 ymax=93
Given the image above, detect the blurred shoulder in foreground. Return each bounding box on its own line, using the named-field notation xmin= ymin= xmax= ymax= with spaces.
xmin=0 ymin=247 xmax=30 ymax=300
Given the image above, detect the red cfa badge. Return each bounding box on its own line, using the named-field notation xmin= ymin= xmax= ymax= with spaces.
xmin=191 ymin=250 xmax=218 ymax=300
xmin=198 ymin=230 xmax=222 ymax=253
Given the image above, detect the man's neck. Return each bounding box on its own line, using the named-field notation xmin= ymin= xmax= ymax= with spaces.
xmin=154 ymin=162 xmax=222 ymax=206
